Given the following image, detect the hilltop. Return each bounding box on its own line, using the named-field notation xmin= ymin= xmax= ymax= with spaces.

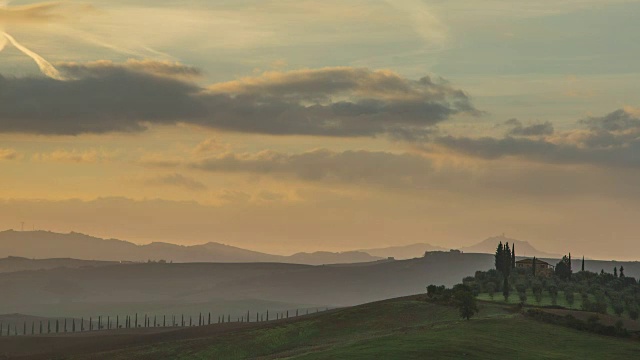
xmin=0 ymin=296 xmax=638 ymax=359
xmin=460 ymin=235 xmax=560 ymax=258
xmin=358 ymin=243 xmax=447 ymax=259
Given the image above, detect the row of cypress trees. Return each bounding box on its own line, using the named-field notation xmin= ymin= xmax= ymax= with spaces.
xmin=0 ymin=308 xmax=327 ymax=336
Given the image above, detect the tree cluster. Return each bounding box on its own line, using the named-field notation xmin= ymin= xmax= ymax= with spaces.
xmin=426 ymin=284 xmax=479 ymax=320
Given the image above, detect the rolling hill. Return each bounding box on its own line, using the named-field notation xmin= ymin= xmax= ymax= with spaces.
xmin=2 ymin=251 xmax=638 ymax=320
xmin=0 ymin=252 xmax=496 ymax=318
xmin=0 ymin=256 xmax=116 ymax=274
xmin=0 ymin=230 xmax=381 ymax=265
xmin=0 ymin=296 xmax=638 ymax=360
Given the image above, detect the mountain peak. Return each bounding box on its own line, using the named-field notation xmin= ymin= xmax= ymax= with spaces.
xmin=460 ymin=235 xmax=560 ymax=258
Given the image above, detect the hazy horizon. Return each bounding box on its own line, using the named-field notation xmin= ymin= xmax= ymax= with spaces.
xmin=0 ymin=227 xmax=589 ymax=260
xmin=2 ymin=1 xmax=640 ymax=260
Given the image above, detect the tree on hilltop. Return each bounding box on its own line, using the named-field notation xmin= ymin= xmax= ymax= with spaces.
xmin=555 ymin=255 xmax=572 ymax=280
xmin=453 ymin=285 xmax=479 ymax=321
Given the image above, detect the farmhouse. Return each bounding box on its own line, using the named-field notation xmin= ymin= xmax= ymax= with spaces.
xmin=515 ymin=258 xmax=554 ymax=272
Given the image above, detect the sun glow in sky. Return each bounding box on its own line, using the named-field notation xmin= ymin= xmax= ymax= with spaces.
xmin=1 ymin=0 xmax=640 ymax=258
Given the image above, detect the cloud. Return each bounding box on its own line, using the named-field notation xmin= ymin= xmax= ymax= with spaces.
xmin=193 ymin=138 xmax=227 ymax=154
xmin=0 ymin=2 xmax=69 ymax=24
xmin=32 ymin=149 xmax=110 ymax=163
xmin=503 ymin=118 xmax=554 ymax=136
xmin=435 ymin=108 xmax=640 ymax=169
xmin=144 ymin=173 xmax=207 ymax=191
xmin=0 ymin=61 xmax=478 ymax=137
xmin=190 ymin=148 xmax=436 ymax=189
xmin=60 ymin=59 xmax=202 ymax=80
xmin=0 ymin=147 xmax=17 ymax=160
xmin=0 ymin=61 xmax=205 ymax=135
xmin=580 ymin=108 xmax=640 ymax=132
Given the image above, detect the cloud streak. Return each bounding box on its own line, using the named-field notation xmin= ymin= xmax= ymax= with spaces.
xmin=2 ymin=32 xmax=64 ymax=80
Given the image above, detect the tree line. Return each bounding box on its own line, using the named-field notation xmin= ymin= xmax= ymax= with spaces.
xmin=0 ymin=307 xmax=329 ymax=337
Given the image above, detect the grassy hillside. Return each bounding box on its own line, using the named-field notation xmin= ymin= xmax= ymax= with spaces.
xmin=2 ymin=296 xmax=638 ymax=359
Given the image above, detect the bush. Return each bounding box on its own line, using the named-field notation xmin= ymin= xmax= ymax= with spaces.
xmin=532 ymin=281 xmax=543 ymax=303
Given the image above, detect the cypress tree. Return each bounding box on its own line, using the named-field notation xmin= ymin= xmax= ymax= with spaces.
xmin=502 ymin=276 xmax=510 ymax=301
xmin=620 ymin=266 xmax=625 ymax=277
xmin=181 ymin=314 xmax=184 ymax=327
xmin=227 ymin=314 xmax=230 ymax=323
xmin=64 ymin=318 xmax=67 ymax=332
xmin=98 ymin=316 xmax=102 ymax=330
xmin=581 ymin=256 xmax=585 ymax=272
xmin=266 ymin=310 xmax=269 ymax=321
xmin=532 ymin=257 xmax=537 ymax=276
xmin=247 ymin=310 xmax=250 ymax=323
xmin=614 ymin=267 xmax=618 ymax=277
xmin=568 ymin=253 xmax=572 ymax=271
xmin=511 ymin=243 xmax=516 ymax=269
xmin=208 ymin=313 xmax=211 ymax=325
xmin=135 ymin=313 xmax=138 ymax=328
xmin=163 ymin=315 xmax=166 ymax=327
xmin=190 ymin=316 xmax=192 ymax=327
xmin=503 ymin=243 xmax=511 ymax=276
xmin=495 ymin=242 xmax=504 ymax=271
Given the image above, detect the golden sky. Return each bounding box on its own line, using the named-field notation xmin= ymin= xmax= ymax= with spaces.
xmin=2 ymin=0 xmax=640 ymax=259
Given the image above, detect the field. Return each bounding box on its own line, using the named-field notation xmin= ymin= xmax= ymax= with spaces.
xmin=1 ymin=296 xmax=639 ymax=359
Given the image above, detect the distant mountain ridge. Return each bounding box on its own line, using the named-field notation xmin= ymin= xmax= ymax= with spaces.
xmin=460 ymin=235 xmax=561 ymax=258
xmin=0 ymin=230 xmax=381 ymax=265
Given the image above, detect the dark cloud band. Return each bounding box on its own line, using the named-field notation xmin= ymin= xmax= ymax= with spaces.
xmin=0 ymin=61 xmax=478 ymax=137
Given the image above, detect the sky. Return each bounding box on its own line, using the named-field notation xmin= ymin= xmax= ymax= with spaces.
xmin=1 ymin=0 xmax=640 ymax=259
